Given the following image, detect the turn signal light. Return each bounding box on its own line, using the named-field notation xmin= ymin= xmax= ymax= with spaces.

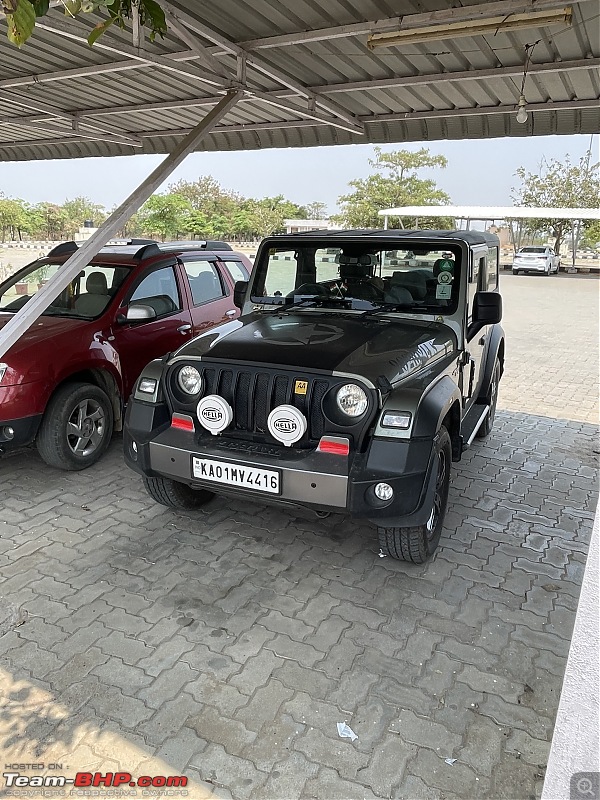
xmin=317 ymin=436 xmax=350 ymax=456
xmin=171 ymin=413 xmax=195 ymax=432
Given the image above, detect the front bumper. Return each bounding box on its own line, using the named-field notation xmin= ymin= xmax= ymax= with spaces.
xmin=124 ymin=399 xmax=438 ymax=528
xmin=0 ymin=414 xmax=42 ymax=451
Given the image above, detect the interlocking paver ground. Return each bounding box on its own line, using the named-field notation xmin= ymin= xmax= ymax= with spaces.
xmin=0 ymin=272 xmax=597 ymax=799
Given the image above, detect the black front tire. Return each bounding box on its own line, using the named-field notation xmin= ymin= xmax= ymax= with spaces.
xmin=377 ymin=426 xmax=452 ymax=564
xmin=36 ymin=381 xmax=114 ymax=470
xmin=143 ymin=476 xmax=214 ymax=509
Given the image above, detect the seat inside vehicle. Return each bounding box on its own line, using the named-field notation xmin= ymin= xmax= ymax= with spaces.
xmin=74 ymin=272 xmax=111 ymax=316
xmin=339 ymin=253 xmax=383 ymax=301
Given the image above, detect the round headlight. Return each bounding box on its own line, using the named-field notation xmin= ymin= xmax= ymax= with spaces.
xmin=336 ymin=384 xmax=368 ymax=418
xmin=177 ymin=366 xmax=203 ymax=395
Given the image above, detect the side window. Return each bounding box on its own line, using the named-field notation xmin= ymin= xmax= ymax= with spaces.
xmin=221 ymin=260 xmax=249 ymax=284
xmin=183 ymin=260 xmax=226 ymax=305
xmin=130 ymin=266 xmax=181 ymax=317
xmin=488 ymin=247 xmax=499 ymax=290
xmin=468 ymin=253 xmax=486 ymax=320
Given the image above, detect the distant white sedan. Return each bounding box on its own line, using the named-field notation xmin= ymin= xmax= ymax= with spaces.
xmin=512 ymin=246 xmax=560 ymax=275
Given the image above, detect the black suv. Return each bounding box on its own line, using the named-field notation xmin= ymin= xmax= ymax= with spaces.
xmin=124 ymin=230 xmax=504 ymax=563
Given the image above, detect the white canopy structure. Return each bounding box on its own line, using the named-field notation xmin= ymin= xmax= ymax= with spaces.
xmin=379 ymin=205 xmax=600 ymax=228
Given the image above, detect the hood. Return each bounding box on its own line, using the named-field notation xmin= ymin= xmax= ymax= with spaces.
xmin=0 ymin=313 xmax=92 ymax=381
xmin=178 ymin=311 xmax=456 ymax=385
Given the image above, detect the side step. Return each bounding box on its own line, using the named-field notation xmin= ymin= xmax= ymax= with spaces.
xmin=461 ymin=403 xmax=490 ymax=450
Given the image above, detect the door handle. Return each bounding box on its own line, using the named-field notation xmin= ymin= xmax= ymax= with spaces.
xmin=225 ymin=309 xmax=237 ymax=317
xmin=177 ymin=324 xmax=192 ymax=334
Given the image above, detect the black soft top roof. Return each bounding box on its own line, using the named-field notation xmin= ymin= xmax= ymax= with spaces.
xmin=267 ymin=229 xmax=500 ymax=246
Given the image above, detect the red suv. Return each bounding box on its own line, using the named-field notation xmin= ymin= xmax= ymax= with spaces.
xmin=0 ymin=239 xmax=251 ymax=470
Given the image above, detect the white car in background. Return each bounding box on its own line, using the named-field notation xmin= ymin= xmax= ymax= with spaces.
xmin=512 ymin=246 xmax=560 ymax=275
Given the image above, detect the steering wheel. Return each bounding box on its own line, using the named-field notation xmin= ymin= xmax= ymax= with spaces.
xmin=286 ymin=283 xmax=331 ymax=298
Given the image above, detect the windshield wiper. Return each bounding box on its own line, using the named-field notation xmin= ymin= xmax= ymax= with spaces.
xmin=362 ymin=302 xmax=415 ymax=317
xmin=281 ymin=295 xmax=374 ymax=313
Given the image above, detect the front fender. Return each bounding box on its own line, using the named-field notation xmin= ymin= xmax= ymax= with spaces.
xmin=412 ymin=375 xmax=463 ymax=438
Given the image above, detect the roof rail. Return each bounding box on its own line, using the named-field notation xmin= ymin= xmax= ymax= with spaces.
xmin=134 ymin=243 xmax=161 ymax=259
xmin=47 ymin=241 xmax=79 ymax=257
xmin=159 ymin=240 xmax=233 ymax=252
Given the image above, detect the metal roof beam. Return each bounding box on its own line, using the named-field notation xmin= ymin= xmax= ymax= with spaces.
xmin=3 ymin=91 xmax=142 ymax=146
xmin=162 ymin=10 xmax=232 ymax=79
xmin=5 ymin=97 xmax=596 ymax=150
xmin=2 ymin=54 xmax=597 ymax=113
xmin=238 ymin=0 xmax=593 ymax=50
xmin=19 ymin=120 xmax=143 ymax=147
xmin=160 ymin=1 xmax=365 ymax=134
xmin=0 ymin=90 xmax=242 ymax=361
xmin=249 ymin=90 xmax=363 ymax=134
xmin=35 ymin=16 xmax=232 ymax=90
xmin=368 ymin=97 xmax=600 ymax=122
xmin=311 ymin=57 xmax=600 ymax=95
xmin=0 ymin=49 xmax=199 ymax=89
xmin=3 ymin=57 xmax=597 ymax=128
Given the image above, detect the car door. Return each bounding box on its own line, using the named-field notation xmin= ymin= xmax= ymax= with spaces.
xmin=179 ymin=256 xmax=238 ymax=336
xmin=113 ymin=262 xmax=193 ymax=397
xmin=463 ymin=249 xmax=488 ymax=408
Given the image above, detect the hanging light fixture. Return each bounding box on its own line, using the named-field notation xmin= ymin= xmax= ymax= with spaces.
xmin=516 ymin=95 xmax=528 ymax=124
xmin=515 ymin=41 xmax=539 ymax=125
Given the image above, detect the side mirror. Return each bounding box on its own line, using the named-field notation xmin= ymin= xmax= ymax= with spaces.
xmin=120 ymin=303 xmax=157 ymax=323
xmin=468 ymin=292 xmax=502 ymax=339
xmin=233 ymin=280 xmax=248 ymax=310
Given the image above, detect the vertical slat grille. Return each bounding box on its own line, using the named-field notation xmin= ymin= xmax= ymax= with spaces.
xmin=235 ymin=372 xmax=251 ymax=429
xmin=177 ymin=365 xmax=337 ymax=446
xmin=254 ymin=373 xmax=270 ymax=432
xmin=310 ymin=380 xmax=329 ymax=440
xmin=273 ymin=375 xmax=290 ymax=407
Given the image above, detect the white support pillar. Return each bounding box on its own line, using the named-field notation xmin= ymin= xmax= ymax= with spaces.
xmin=383 ymin=215 xmax=388 ymax=230
xmin=0 ymin=91 xmax=241 ymax=361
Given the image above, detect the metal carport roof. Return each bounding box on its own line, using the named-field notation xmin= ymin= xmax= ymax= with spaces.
xmin=1 ymin=0 xmax=599 ymax=162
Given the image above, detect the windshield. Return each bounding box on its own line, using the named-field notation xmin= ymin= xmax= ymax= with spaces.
xmin=253 ymin=243 xmax=461 ymax=314
xmin=0 ymin=260 xmax=131 ymax=318
xmin=518 ymin=247 xmax=546 ymax=254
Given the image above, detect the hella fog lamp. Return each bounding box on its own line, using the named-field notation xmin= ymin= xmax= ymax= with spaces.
xmin=138 ymin=377 xmax=157 ymax=394
xmin=336 ymin=384 xmax=368 ymax=418
xmin=3 ymin=426 xmax=15 ymax=440
xmin=382 ymin=411 xmax=412 ymax=429
xmin=374 ymin=482 xmax=394 ymax=501
xmin=177 ymin=366 xmax=203 ymax=395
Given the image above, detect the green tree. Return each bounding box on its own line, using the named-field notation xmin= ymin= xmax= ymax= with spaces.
xmin=62 ymin=196 xmax=107 ymax=236
xmin=337 ymin=147 xmax=452 ymax=229
xmin=245 ymin=196 xmax=306 ymax=238
xmin=0 ymin=196 xmax=29 ymax=239
xmin=138 ymin=193 xmax=191 ymax=241
xmin=512 ymin=150 xmax=600 ymax=254
xmin=3 ymin=0 xmax=167 ymax=47
xmin=32 ymin=202 xmax=69 ymax=239
xmin=305 ymin=201 xmax=328 ymax=220
xmin=581 ymin=220 xmax=600 ymax=249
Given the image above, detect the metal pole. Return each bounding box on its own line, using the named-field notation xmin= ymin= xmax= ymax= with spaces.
xmin=383 ymin=215 xmax=388 ymax=229
xmin=0 ymin=91 xmax=241 ymax=360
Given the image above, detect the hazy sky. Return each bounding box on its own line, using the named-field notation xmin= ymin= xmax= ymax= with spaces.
xmin=0 ymin=133 xmax=595 ymax=215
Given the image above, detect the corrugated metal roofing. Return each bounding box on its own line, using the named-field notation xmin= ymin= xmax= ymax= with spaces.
xmin=0 ymin=0 xmax=598 ymax=161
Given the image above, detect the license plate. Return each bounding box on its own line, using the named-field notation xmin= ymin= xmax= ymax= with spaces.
xmin=191 ymin=456 xmax=280 ymax=494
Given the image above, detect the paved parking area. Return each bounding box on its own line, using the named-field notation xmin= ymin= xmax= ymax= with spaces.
xmin=0 ymin=273 xmax=597 ymax=799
